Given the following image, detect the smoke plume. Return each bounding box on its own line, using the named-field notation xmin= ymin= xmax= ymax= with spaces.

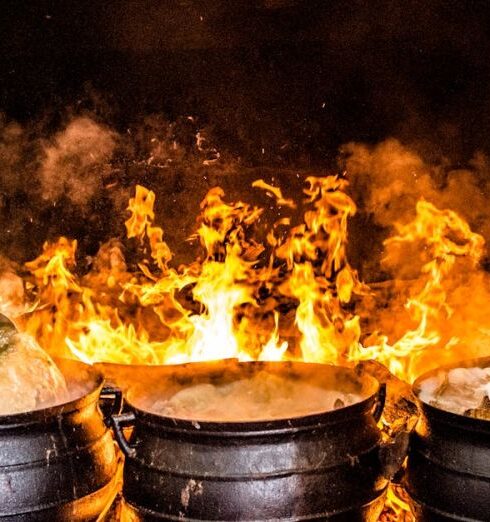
xmin=341 ymin=138 xmax=490 ymax=251
xmin=341 ymin=138 xmax=490 ymax=372
xmin=39 ymin=117 xmax=117 ymax=206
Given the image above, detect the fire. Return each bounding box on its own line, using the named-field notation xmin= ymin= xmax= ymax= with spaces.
xmin=350 ymin=199 xmax=485 ymax=381
xmin=10 ymin=170 xmax=487 ymax=521
xmin=14 ymin=174 xmax=484 ymax=387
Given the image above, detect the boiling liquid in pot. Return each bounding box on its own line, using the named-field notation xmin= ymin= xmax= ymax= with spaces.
xmin=418 ymin=366 xmax=490 ymax=417
xmin=148 ymin=370 xmax=361 ymax=421
xmin=0 ymin=332 xmax=69 ymax=415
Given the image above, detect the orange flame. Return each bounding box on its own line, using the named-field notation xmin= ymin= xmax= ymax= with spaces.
xmin=17 ymin=175 xmax=485 ymax=388
xmin=350 ymin=199 xmax=485 ymax=381
xmin=15 ymin=174 xmax=488 ymax=520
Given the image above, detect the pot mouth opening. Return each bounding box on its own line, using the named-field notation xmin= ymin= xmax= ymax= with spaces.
xmin=0 ymin=358 xmax=103 ymax=422
xmin=124 ymin=359 xmax=380 ymax=425
xmin=413 ymin=356 xmax=490 ymax=422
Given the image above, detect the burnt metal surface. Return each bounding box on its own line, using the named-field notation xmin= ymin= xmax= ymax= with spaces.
xmin=0 ymin=359 xmax=118 ymax=521
xmin=112 ymin=361 xmax=389 ymax=521
xmin=405 ymin=357 xmax=490 ymax=521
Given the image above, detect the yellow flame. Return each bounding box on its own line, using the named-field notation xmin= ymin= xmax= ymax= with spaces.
xmin=349 ymin=199 xmax=485 ymax=381
xmin=17 ymin=174 xmax=488 ymax=520
xmin=252 ymin=179 xmax=296 ymax=208
xmin=17 ymin=176 xmax=484 ymax=393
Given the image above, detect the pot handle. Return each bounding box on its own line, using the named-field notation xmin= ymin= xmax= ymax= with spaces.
xmin=110 ymin=412 xmax=137 ymax=458
xmin=372 ymin=382 xmax=386 ymax=422
xmin=99 ymin=386 xmax=124 ymax=426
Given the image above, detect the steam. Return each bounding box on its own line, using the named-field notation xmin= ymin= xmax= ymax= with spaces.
xmin=340 ymin=138 xmax=490 ymax=247
xmin=0 ymin=112 xmax=224 ymax=264
xmin=0 ymin=256 xmax=24 ymax=317
xmin=341 ymin=138 xmax=490 ymax=372
xmin=0 ymin=115 xmax=117 ymax=206
xmin=0 ymin=118 xmax=27 ymax=194
xmin=39 ymin=117 xmax=117 ymax=205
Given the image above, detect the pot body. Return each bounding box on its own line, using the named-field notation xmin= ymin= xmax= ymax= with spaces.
xmin=0 ymin=359 xmax=119 ymax=521
xmin=406 ymin=360 xmax=490 ymax=521
xmin=113 ymin=361 xmax=388 ymax=521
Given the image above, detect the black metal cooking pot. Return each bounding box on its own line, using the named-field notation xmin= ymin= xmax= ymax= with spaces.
xmin=0 ymin=358 xmax=121 ymax=521
xmin=405 ymin=356 xmax=490 ymax=521
xmin=111 ymin=360 xmax=391 ymax=521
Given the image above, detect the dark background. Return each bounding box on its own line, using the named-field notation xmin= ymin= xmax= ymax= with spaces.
xmin=1 ymin=0 xmax=489 ymax=165
xmin=1 ymin=0 xmax=490 ymax=273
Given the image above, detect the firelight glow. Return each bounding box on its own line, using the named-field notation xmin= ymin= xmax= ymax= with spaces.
xmin=16 ymin=175 xmax=485 ymax=384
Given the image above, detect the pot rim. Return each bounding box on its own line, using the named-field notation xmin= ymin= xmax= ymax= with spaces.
xmin=122 ymin=360 xmax=383 ymax=431
xmin=0 ymin=357 xmax=104 ymax=426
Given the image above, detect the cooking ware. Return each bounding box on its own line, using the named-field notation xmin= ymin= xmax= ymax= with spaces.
xmin=0 ymin=358 xmax=121 ymax=521
xmin=406 ymin=356 xmax=490 ymax=521
xmin=111 ymin=360 xmax=389 ymax=521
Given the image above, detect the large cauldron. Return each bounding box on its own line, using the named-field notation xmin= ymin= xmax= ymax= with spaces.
xmin=0 ymin=358 xmax=120 ymax=521
xmin=405 ymin=356 xmax=490 ymax=521
xmin=111 ymin=360 xmax=389 ymax=521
